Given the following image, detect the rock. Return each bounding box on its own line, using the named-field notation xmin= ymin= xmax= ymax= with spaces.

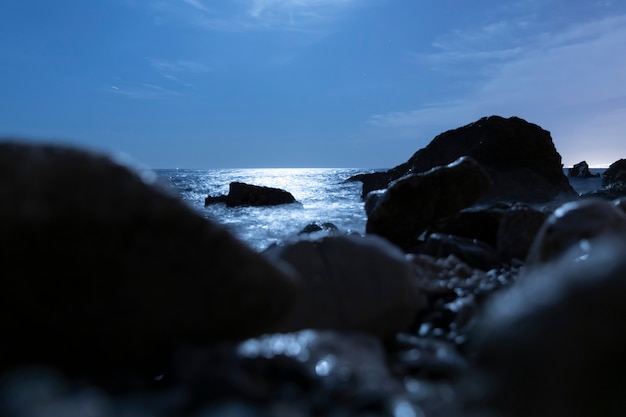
xmin=0 ymin=141 xmax=299 ymax=380
xmin=496 ymin=203 xmax=549 ymax=262
xmin=263 ymin=234 xmax=425 ymax=338
xmin=411 ymin=233 xmax=501 ymax=270
xmin=526 ymin=198 xmax=626 ymax=266
xmin=205 ymin=182 xmax=297 ymax=207
xmin=298 ymin=221 xmax=339 ymax=235
xmin=349 ymin=115 xmax=576 ymax=203
xmin=567 ymin=160 xmax=599 ymax=178
xmin=171 ymin=330 xmax=404 ymax=413
xmin=602 ymin=158 xmax=626 ymax=187
xmin=615 ymin=197 xmax=626 ymax=214
xmin=457 ymin=236 xmax=626 ymax=417
xmin=365 ymin=156 xmax=493 ymax=248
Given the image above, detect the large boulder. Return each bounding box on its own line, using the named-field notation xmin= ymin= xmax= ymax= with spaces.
xmin=365 ymin=156 xmax=493 ymax=248
xmin=458 ymin=236 xmax=626 ymax=417
xmin=263 ymin=234 xmax=425 ymax=338
xmin=349 ymin=115 xmax=576 ymax=204
xmin=205 ymin=182 xmax=297 ymax=207
xmin=0 ymin=141 xmax=299 ymax=380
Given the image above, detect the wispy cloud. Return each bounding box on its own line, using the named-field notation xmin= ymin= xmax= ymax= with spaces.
xmin=147 ymin=0 xmax=361 ymax=32
xmin=148 ymin=58 xmax=210 ymax=85
xmin=369 ymin=13 xmax=626 ymax=165
xmin=110 ymin=83 xmax=183 ymax=100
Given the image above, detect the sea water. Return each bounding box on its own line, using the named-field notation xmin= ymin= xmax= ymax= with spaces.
xmin=155 ymin=167 xmax=606 ymax=251
xmin=155 ymin=168 xmax=377 ymax=251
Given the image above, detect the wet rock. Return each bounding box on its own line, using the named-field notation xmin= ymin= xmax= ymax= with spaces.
xmin=205 ymin=182 xmax=297 ymax=207
xmin=172 ymin=330 xmax=403 ymax=414
xmin=263 ymin=234 xmax=425 ymax=338
xmin=458 ymin=237 xmax=626 ymax=417
xmin=389 ymin=333 xmax=469 ymax=380
xmin=0 ymin=141 xmax=299 ymax=380
xmin=615 ymin=197 xmax=626 ymax=214
xmin=350 ymin=115 xmax=575 ymax=204
xmin=298 ymin=221 xmax=339 ymax=235
xmin=365 ymin=156 xmax=492 ymax=248
xmin=567 ymin=160 xmax=598 ymax=178
xmin=411 ymin=233 xmax=500 ymax=270
xmin=526 ymin=198 xmax=626 ymax=266
xmin=602 ymin=158 xmax=626 ymax=187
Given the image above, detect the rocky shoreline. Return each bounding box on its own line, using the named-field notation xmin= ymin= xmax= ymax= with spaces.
xmin=2 ymin=115 xmax=626 ymax=417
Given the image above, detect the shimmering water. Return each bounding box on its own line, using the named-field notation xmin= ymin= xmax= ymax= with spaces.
xmin=155 ymin=168 xmax=376 ymax=251
xmin=155 ymin=167 xmax=607 ymax=251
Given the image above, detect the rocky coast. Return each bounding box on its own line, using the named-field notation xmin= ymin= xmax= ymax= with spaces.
xmin=2 ymin=115 xmax=626 ymax=417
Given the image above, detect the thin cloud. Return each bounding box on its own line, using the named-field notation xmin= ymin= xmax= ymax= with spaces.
xmin=110 ymin=83 xmax=183 ymax=100
xmin=145 ymin=0 xmax=361 ymax=32
xmin=369 ymin=14 xmax=626 ymax=165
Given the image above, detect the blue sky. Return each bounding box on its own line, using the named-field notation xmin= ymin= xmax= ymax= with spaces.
xmin=1 ymin=0 xmax=625 ymax=168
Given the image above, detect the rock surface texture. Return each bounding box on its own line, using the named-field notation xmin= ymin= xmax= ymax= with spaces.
xmin=0 ymin=141 xmax=299 ymax=379
xmin=349 ymin=115 xmax=576 ymax=204
xmin=365 ymin=156 xmax=492 ymax=248
xmin=263 ymin=234 xmax=425 ymax=338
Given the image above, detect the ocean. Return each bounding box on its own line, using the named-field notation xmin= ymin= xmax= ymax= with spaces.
xmin=154 ymin=167 xmax=606 ymax=251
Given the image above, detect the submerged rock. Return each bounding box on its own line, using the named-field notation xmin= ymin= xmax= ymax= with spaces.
xmin=205 ymin=181 xmax=297 ymax=207
xmin=349 ymin=115 xmax=575 ymax=204
xmin=365 ymin=156 xmax=492 ymax=248
xmin=263 ymin=234 xmax=425 ymax=338
xmin=0 ymin=141 xmax=299 ymax=380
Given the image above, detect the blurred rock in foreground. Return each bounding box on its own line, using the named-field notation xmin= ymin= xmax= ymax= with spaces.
xmin=0 ymin=140 xmax=299 ymax=381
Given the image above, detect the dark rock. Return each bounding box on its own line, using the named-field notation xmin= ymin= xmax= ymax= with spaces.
xmin=172 ymin=330 xmax=403 ymax=414
xmin=526 ymin=198 xmax=626 ymax=266
xmin=615 ymin=197 xmax=626 ymax=214
xmin=428 ymin=206 xmax=505 ymax=247
xmin=263 ymin=234 xmax=425 ymax=338
xmin=602 ymin=158 xmax=626 ymax=187
xmin=351 ymin=115 xmax=576 ymax=203
xmin=458 ymin=236 xmax=626 ymax=417
xmin=365 ymin=156 xmax=493 ymax=248
xmin=411 ymin=233 xmax=500 ymax=270
xmin=0 ymin=141 xmax=299 ymax=380
xmin=582 ymin=182 xmax=626 ymax=200
xmin=298 ymin=221 xmax=339 ymax=235
xmin=567 ymin=160 xmax=599 ymax=178
xmin=496 ymin=203 xmax=549 ymax=262
xmin=205 ymin=182 xmax=297 ymax=207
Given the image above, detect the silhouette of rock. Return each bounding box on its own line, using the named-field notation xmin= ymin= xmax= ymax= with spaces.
xmin=205 ymin=182 xmax=296 ymax=207
xmin=568 ymin=160 xmax=599 ymax=178
xmin=349 ymin=115 xmax=575 ymax=204
xmin=0 ymin=141 xmax=299 ymax=380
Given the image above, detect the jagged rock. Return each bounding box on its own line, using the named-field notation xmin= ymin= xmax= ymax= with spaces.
xmin=525 ymin=198 xmax=626 ymax=266
xmin=458 ymin=237 xmax=626 ymax=417
xmin=349 ymin=115 xmax=576 ymax=203
xmin=365 ymin=156 xmax=493 ymax=248
xmin=602 ymin=158 xmax=626 ymax=187
xmin=0 ymin=141 xmax=299 ymax=380
xmin=568 ymin=160 xmax=598 ymax=178
xmin=263 ymin=234 xmax=425 ymax=338
xmin=205 ymin=182 xmax=297 ymax=207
